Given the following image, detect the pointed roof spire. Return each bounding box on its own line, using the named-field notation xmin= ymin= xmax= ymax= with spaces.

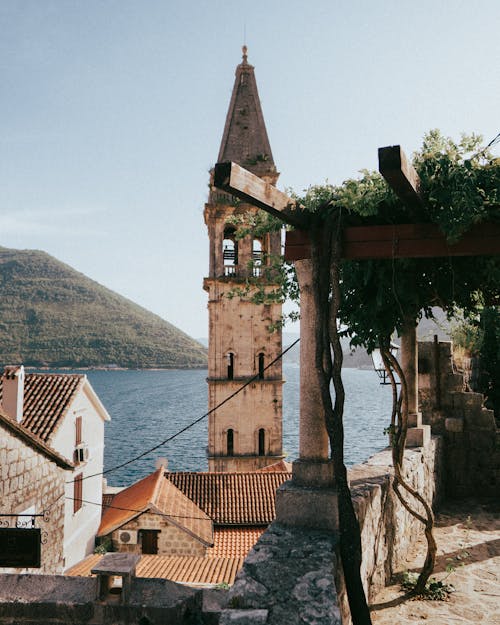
xmin=217 ymin=48 xmax=278 ymax=183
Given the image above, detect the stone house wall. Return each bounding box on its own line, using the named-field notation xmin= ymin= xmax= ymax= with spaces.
xmin=110 ymin=512 xmax=206 ymax=556
xmin=0 ymin=423 xmax=67 ymax=574
xmin=418 ymin=340 xmax=500 ymax=497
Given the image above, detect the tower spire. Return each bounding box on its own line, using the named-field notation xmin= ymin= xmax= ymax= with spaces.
xmin=217 ymin=49 xmax=278 ymax=184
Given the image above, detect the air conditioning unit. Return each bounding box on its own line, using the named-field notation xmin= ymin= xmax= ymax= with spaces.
xmin=74 ymin=444 xmax=90 ymax=464
xmin=117 ymin=530 xmax=138 ymax=545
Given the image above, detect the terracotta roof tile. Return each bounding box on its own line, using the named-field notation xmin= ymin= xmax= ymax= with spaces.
xmin=102 ymin=493 xmax=115 ymax=510
xmin=0 ymin=373 xmax=84 ymax=443
xmin=98 ymin=469 xmax=213 ymax=546
xmin=207 ymin=527 xmax=264 ymax=558
xmin=66 ymin=554 xmax=244 ymax=586
xmin=166 ymin=471 xmax=291 ymax=525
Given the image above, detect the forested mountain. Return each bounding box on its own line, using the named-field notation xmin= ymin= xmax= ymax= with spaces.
xmin=0 ymin=247 xmax=207 ymax=368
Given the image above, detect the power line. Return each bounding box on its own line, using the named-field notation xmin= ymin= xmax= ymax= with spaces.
xmin=66 ymin=496 xmax=213 ymax=523
xmin=67 ymin=338 xmax=300 ymax=484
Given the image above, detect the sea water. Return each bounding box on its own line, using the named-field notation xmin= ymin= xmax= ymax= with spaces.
xmin=81 ymin=364 xmax=393 ymax=486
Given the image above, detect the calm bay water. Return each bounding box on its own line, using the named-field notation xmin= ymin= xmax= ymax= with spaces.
xmin=79 ymin=364 xmax=393 ymax=487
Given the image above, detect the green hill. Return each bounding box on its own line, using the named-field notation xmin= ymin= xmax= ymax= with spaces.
xmin=0 ymin=247 xmax=207 ymax=368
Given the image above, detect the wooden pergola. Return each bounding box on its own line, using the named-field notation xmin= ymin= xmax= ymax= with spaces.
xmin=214 ymin=146 xmax=500 ymax=260
xmin=212 ymin=147 xmax=500 ymax=528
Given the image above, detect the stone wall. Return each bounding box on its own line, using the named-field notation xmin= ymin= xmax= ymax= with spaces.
xmin=348 ymin=438 xmax=443 ymax=605
xmin=0 ymin=573 xmax=200 ymax=625
xmin=221 ymin=438 xmax=443 ymax=625
xmin=111 ymin=512 xmax=206 ymax=556
xmin=0 ymin=423 xmax=66 ymax=574
xmin=418 ymin=340 xmax=500 ymax=497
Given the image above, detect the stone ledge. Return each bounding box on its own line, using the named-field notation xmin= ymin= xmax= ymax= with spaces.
xmin=275 ymin=482 xmax=338 ymax=531
xmin=219 ymin=609 xmax=268 ymax=624
xmin=406 ymin=424 xmax=431 ymax=448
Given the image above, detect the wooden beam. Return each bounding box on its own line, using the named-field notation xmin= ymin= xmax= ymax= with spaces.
xmin=285 ymin=222 xmax=500 ymax=261
xmin=213 ymin=162 xmax=306 ymax=228
xmin=378 ymin=145 xmax=424 ymax=210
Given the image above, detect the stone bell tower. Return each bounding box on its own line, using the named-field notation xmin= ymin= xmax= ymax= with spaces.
xmin=203 ymin=47 xmax=284 ymax=472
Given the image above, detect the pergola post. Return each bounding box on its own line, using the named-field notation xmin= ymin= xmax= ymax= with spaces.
xmin=401 ymin=323 xmax=430 ymax=447
xmin=274 ymin=259 xmax=338 ymax=531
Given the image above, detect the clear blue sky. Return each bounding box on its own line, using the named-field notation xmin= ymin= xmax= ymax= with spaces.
xmin=1 ymin=1 xmax=499 ymax=338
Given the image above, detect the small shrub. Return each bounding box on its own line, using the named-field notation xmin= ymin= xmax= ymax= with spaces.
xmin=401 ymin=571 xmax=455 ymax=601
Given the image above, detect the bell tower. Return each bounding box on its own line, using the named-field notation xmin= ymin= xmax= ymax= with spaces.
xmin=203 ymin=47 xmax=284 ymax=472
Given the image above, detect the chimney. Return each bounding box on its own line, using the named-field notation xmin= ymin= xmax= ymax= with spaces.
xmin=156 ymin=457 xmax=168 ymax=471
xmin=2 ymin=365 xmax=25 ymax=423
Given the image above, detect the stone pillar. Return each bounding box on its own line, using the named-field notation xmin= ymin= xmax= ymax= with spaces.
xmin=275 ymin=259 xmax=338 ymax=531
xmin=401 ymin=324 xmax=430 ymax=447
xmin=296 ymin=259 xmax=329 ymax=462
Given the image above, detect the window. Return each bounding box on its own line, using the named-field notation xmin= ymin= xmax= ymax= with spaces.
xmin=227 ymin=429 xmax=234 ymax=456
xmin=227 ymin=352 xmax=234 ymax=380
xmin=140 ymin=530 xmax=160 ymax=554
xmin=223 ymin=227 xmax=238 ymax=275
xmin=258 ymin=429 xmax=265 ymax=456
xmin=252 ymin=239 xmax=263 ymax=277
xmin=258 ymin=353 xmax=265 ymax=380
xmin=74 ymin=474 xmax=83 ymax=513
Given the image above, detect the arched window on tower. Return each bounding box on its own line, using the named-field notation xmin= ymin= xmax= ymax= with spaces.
xmin=258 ymin=428 xmax=266 ymax=456
xmin=252 ymin=239 xmax=263 ymax=277
xmin=226 ymin=352 xmax=234 ymax=380
xmin=227 ymin=429 xmax=234 ymax=456
xmin=223 ymin=227 xmax=238 ymax=276
xmin=258 ymin=352 xmax=265 ymax=379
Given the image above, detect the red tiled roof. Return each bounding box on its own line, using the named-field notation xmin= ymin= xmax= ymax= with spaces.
xmin=0 ymin=373 xmax=84 ymax=443
xmin=207 ymin=527 xmax=264 ymax=558
xmin=98 ymin=469 xmax=213 ymax=546
xmin=166 ymin=471 xmax=291 ymax=525
xmin=0 ymin=407 xmax=73 ymax=469
xmin=102 ymin=493 xmax=115 ymax=510
xmin=66 ymin=553 xmax=245 ymax=586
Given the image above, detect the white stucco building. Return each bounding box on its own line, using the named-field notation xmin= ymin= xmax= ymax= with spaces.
xmin=0 ymin=365 xmax=110 ymax=570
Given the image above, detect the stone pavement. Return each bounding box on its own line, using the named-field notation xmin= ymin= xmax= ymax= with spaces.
xmin=371 ymin=499 xmax=500 ymax=625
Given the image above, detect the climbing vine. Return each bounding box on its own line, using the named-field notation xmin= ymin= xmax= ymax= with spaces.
xmin=227 ymin=130 xmax=500 ymax=619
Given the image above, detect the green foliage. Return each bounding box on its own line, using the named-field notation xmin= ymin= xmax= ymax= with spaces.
xmin=414 ymin=130 xmax=500 ymax=241
xmin=226 ymin=131 xmax=500 ymax=348
xmin=450 ymin=309 xmax=483 ymax=354
xmin=401 ymin=570 xmax=455 ymax=600
xmin=477 ymin=307 xmax=500 ymax=417
xmin=94 ymin=536 xmax=113 ymax=554
xmin=296 ymin=131 xmax=500 ymax=352
xmin=451 ymin=306 xmax=500 ymax=417
xmin=0 ymin=247 xmax=207 ymax=369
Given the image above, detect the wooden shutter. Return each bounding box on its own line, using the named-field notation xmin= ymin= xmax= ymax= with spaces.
xmin=74 ymin=474 xmax=83 ymax=513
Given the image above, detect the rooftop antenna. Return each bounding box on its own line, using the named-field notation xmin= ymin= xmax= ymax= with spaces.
xmin=242 ymin=22 xmax=248 ymax=63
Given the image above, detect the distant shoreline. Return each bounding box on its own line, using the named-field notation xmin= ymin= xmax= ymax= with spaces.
xmin=26 ymin=364 xmax=209 ymax=372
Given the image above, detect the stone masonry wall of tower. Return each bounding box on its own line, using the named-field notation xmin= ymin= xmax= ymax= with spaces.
xmin=203 ymin=48 xmax=284 ymax=472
